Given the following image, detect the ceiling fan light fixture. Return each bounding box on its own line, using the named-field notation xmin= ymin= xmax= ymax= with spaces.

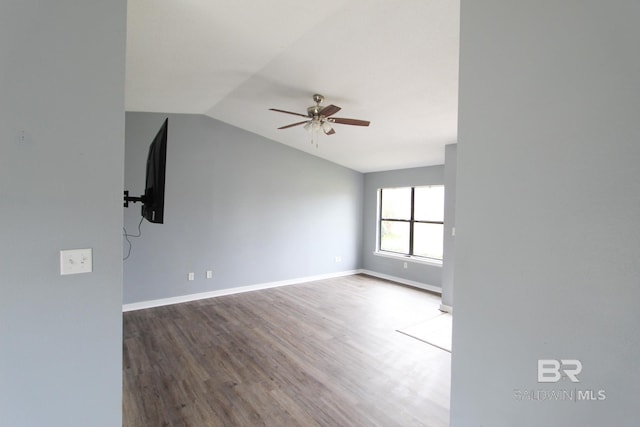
xmin=270 ymin=94 xmax=370 ymax=146
xmin=304 ymin=119 xmax=323 ymax=133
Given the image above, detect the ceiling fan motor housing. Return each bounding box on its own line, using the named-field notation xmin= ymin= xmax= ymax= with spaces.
xmin=307 ymin=105 xmax=323 ymax=118
xmin=308 ymin=94 xmax=325 ymax=118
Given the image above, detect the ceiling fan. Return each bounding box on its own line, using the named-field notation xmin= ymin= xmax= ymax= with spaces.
xmin=270 ymin=94 xmax=370 ymax=137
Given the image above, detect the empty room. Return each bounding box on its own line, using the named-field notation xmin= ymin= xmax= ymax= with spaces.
xmin=2 ymin=1 xmax=639 ymax=427
xmin=121 ymin=1 xmax=458 ymax=424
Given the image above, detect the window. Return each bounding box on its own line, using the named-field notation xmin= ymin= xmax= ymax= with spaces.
xmin=378 ymin=185 xmax=444 ymax=261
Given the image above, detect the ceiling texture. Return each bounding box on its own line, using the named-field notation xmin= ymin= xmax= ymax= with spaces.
xmin=126 ymin=0 xmax=460 ymax=173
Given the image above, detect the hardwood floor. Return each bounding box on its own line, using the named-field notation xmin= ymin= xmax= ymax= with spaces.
xmin=123 ymin=274 xmax=451 ymax=426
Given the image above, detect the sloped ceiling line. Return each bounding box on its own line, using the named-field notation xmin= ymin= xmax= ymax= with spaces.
xmin=126 ymin=0 xmax=460 ymax=173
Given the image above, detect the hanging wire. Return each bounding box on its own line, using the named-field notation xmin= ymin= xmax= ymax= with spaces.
xmin=123 ymin=216 xmax=144 ymax=261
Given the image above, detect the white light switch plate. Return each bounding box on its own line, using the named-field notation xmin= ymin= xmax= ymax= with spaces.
xmin=60 ymin=248 xmax=93 ymax=275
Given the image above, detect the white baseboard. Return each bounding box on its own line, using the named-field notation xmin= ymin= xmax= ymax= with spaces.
xmin=359 ymin=269 xmax=442 ymax=295
xmin=439 ymin=303 xmax=453 ymax=313
xmin=122 ymin=270 xmax=360 ymax=312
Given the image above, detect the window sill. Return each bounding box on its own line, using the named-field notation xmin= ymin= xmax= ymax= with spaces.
xmin=373 ymin=251 xmax=443 ymax=267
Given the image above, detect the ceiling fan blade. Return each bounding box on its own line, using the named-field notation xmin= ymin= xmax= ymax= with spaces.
xmin=319 ymin=104 xmax=341 ymax=117
xmin=330 ymin=117 xmax=371 ymax=127
xmin=324 ymin=128 xmax=336 ymax=135
xmin=269 ymin=108 xmax=309 ymax=118
xmin=277 ymin=120 xmax=309 ymax=130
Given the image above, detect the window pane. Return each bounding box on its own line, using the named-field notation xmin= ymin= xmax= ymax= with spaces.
xmin=414 ymin=186 xmax=444 ymax=222
xmin=380 ymin=220 xmax=410 ymax=254
xmin=381 ymin=187 xmax=411 ymax=220
xmin=413 ymin=223 xmax=443 ymax=259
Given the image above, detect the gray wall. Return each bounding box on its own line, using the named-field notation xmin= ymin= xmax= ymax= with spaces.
xmin=451 ymin=1 xmax=640 ymax=426
xmin=124 ymin=113 xmax=363 ymax=304
xmin=441 ymin=144 xmax=457 ymax=308
xmin=0 ymin=1 xmax=125 ymax=426
xmin=362 ymin=166 xmax=444 ymax=288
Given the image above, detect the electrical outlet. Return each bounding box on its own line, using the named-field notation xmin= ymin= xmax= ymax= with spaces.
xmin=60 ymin=248 xmax=93 ymax=275
xmin=403 ymin=262 xmax=408 ymax=269
xmin=335 ymin=256 xmax=342 ymax=263
xmin=188 ymin=272 xmax=195 ymax=281
xmin=206 ymin=270 xmax=213 ymax=279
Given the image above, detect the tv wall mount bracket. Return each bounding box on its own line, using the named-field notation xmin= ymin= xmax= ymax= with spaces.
xmin=123 ymin=190 xmax=146 ymax=208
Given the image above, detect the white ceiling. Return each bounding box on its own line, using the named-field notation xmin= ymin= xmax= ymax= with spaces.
xmin=126 ymin=0 xmax=460 ymax=173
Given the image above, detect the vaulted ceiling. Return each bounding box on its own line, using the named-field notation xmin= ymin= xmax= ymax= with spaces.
xmin=126 ymin=0 xmax=460 ymax=173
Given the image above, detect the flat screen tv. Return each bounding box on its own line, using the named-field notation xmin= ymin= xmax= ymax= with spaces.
xmin=124 ymin=118 xmax=168 ymax=224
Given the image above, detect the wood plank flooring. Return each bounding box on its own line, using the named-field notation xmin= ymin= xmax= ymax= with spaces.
xmin=123 ymin=274 xmax=451 ymax=426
